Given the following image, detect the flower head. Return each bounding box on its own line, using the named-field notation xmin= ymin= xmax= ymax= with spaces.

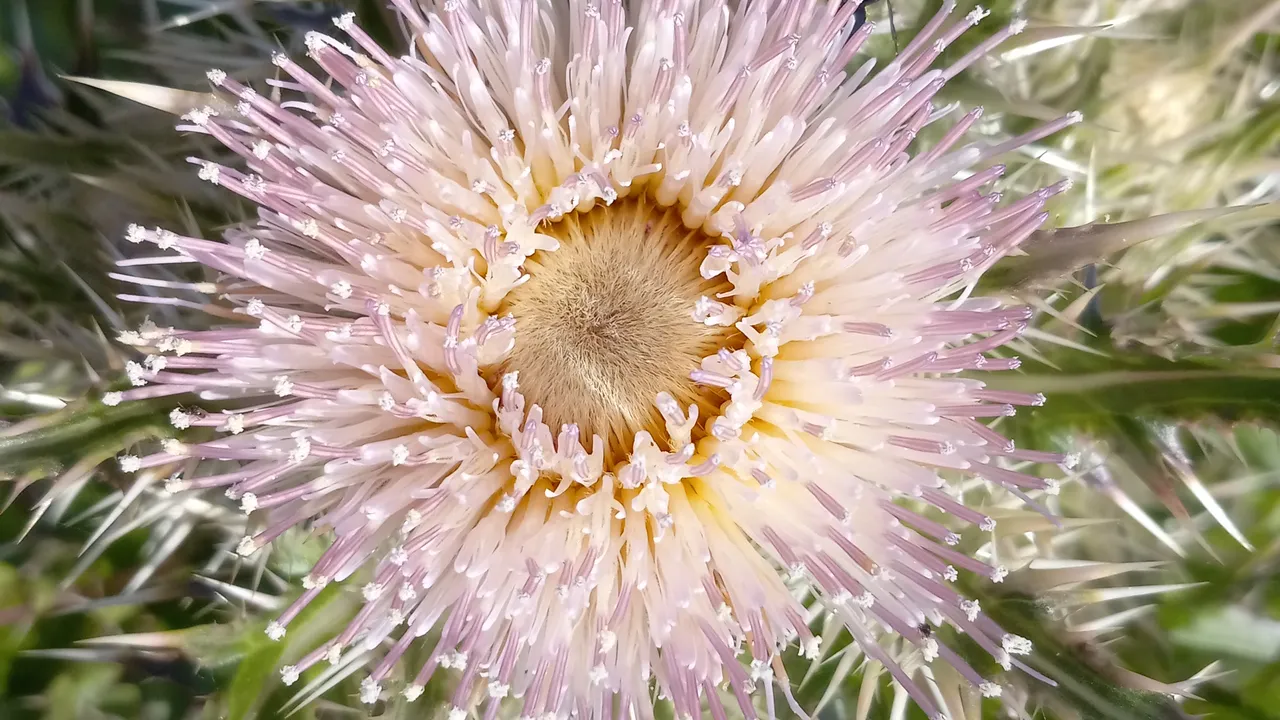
xmin=116 ymin=1 xmax=1076 ymax=716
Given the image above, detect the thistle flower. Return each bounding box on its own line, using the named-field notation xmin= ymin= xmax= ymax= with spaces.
xmin=112 ymin=1 xmax=1080 ymax=717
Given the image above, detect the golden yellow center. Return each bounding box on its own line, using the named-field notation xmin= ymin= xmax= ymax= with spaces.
xmin=500 ymin=200 xmax=733 ymax=461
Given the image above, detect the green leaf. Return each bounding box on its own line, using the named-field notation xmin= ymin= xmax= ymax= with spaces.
xmin=985 ymin=354 xmax=1280 ymax=424
xmin=42 ymin=663 xmax=125 ymax=720
xmin=0 ymin=394 xmax=169 ymax=468
xmin=225 ymin=639 xmax=287 ymax=720
xmin=218 ymin=583 xmax=354 ymax=719
xmin=0 ymin=130 xmax=131 ymax=172
xmin=1171 ymin=605 xmax=1280 ymax=663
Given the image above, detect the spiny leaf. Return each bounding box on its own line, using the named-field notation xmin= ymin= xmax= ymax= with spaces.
xmin=1015 ymin=559 xmax=1167 ymax=592
xmin=1000 ymin=22 xmax=1119 ymax=62
xmin=987 ymin=203 xmax=1279 ymax=288
xmin=61 ymin=76 xmax=216 ymax=116
xmin=954 ymin=579 xmax=1192 ymax=720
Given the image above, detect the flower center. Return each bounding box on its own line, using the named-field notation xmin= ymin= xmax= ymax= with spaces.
xmin=499 ymin=200 xmax=733 ymax=462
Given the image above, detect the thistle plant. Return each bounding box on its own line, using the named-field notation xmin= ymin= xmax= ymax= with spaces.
xmin=2 ymin=1 xmax=1278 ymax=720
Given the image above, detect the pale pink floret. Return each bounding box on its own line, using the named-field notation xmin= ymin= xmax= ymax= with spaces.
xmin=117 ymin=1 xmax=1073 ymax=717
